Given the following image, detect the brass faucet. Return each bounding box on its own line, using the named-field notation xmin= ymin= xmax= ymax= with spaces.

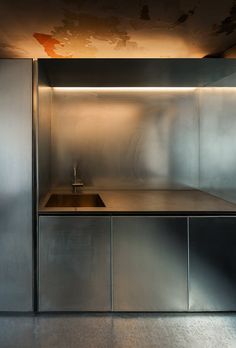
xmin=72 ymin=164 xmax=84 ymax=193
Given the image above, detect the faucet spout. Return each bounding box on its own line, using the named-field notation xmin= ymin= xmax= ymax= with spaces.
xmin=72 ymin=164 xmax=84 ymax=193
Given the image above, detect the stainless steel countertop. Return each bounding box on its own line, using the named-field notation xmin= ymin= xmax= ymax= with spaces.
xmin=38 ymin=189 xmax=236 ymax=214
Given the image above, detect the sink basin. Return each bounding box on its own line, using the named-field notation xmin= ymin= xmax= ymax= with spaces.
xmin=45 ymin=193 xmax=105 ymax=208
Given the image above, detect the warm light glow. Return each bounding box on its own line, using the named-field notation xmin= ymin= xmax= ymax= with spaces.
xmin=198 ymin=87 xmax=236 ymax=91
xmin=52 ymin=87 xmax=236 ymax=93
xmin=52 ymin=87 xmax=196 ymax=92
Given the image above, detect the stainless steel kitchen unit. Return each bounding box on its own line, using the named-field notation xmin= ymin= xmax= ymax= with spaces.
xmin=1 ymin=58 xmax=236 ymax=313
xmin=39 ymin=216 xmax=111 ymax=311
xmin=35 ymin=58 xmax=236 ymax=313
xmin=112 ymin=217 xmax=188 ymax=311
xmin=0 ymin=59 xmax=33 ymax=311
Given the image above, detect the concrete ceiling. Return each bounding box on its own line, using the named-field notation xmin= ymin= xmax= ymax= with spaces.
xmin=0 ymin=0 xmax=236 ymax=58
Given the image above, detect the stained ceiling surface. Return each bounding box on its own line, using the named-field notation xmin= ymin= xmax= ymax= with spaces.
xmin=0 ymin=0 xmax=236 ymax=58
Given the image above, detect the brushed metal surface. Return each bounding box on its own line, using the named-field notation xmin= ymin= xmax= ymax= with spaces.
xmin=209 ymin=72 xmax=236 ymax=87
xmin=0 ymin=59 xmax=33 ymax=311
xmin=39 ymin=58 xmax=236 ymax=87
xmin=198 ymin=85 xmax=236 ymax=204
xmin=112 ymin=217 xmax=188 ymax=311
xmin=45 ymin=193 xmax=105 ymax=207
xmin=39 ymin=216 xmax=111 ymax=311
xmin=39 ymin=189 xmax=236 ymax=213
xmin=38 ymin=66 xmax=52 ymax=201
xmin=51 ymin=89 xmax=199 ymax=190
xmin=189 ymin=217 xmax=236 ymax=311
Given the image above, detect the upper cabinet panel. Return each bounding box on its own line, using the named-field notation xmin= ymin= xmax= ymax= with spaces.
xmin=39 ymin=59 xmax=236 ymax=87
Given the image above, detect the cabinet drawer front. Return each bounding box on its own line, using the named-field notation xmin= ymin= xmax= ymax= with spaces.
xmin=189 ymin=217 xmax=236 ymax=311
xmin=113 ymin=216 xmax=188 ymax=311
xmin=39 ymin=216 xmax=111 ymax=311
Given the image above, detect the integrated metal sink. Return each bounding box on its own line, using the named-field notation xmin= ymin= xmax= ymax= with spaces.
xmin=45 ymin=193 xmax=105 ymax=208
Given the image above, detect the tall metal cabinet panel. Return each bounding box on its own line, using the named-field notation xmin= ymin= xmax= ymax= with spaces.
xmin=39 ymin=216 xmax=111 ymax=311
xmin=0 ymin=59 xmax=33 ymax=311
xmin=113 ymin=217 xmax=188 ymax=311
xmin=189 ymin=217 xmax=236 ymax=311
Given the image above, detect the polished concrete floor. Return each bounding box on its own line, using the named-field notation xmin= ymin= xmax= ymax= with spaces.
xmin=0 ymin=313 xmax=236 ymax=348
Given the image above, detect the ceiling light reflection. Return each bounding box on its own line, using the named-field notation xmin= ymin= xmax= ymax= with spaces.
xmin=52 ymin=87 xmax=197 ymax=92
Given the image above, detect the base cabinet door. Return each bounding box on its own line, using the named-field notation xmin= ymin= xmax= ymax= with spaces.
xmin=113 ymin=217 xmax=188 ymax=311
xmin=189 ymin=217 xmax=236 ymax=311
xmin=39 ymin=216 xmax=111 ymax=311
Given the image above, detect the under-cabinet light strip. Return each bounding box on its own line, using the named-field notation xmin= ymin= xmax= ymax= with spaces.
xmin=52 ymin=87 xmax=197 ymax=92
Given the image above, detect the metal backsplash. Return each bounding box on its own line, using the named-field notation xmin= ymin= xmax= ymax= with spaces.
xmin=51 ymin=89 xmax=199 ymax=190
xmin=198 ymin=85 xmax=236 ymax=204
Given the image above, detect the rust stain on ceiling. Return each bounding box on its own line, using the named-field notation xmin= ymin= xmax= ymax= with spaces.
xmin=33 ymin=33 xmax=71 ymax=58
xmin=174 ymin=6 xmax=197 ymax=26
xmin=0 ymin=0 xmax=235 ymax=58
xmin=49 ymin=10 xmax=138 ymax=58
xmin=214 ymin=1 xmax=236 ymax=35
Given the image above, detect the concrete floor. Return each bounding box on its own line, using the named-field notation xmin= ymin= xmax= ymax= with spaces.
xmin=0 ymin=313 xmax=236 ymax=348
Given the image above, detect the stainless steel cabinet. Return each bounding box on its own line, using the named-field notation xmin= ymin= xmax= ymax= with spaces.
xmin=189 ymin=217 xmax=236 ymax=311
xmin=0 ymin=59 xmax=33 ymax=311
xmin=112 ymin=216 xmax=188 ymax=311
xmin=39 ymin=216 xmax=111 ymax=311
